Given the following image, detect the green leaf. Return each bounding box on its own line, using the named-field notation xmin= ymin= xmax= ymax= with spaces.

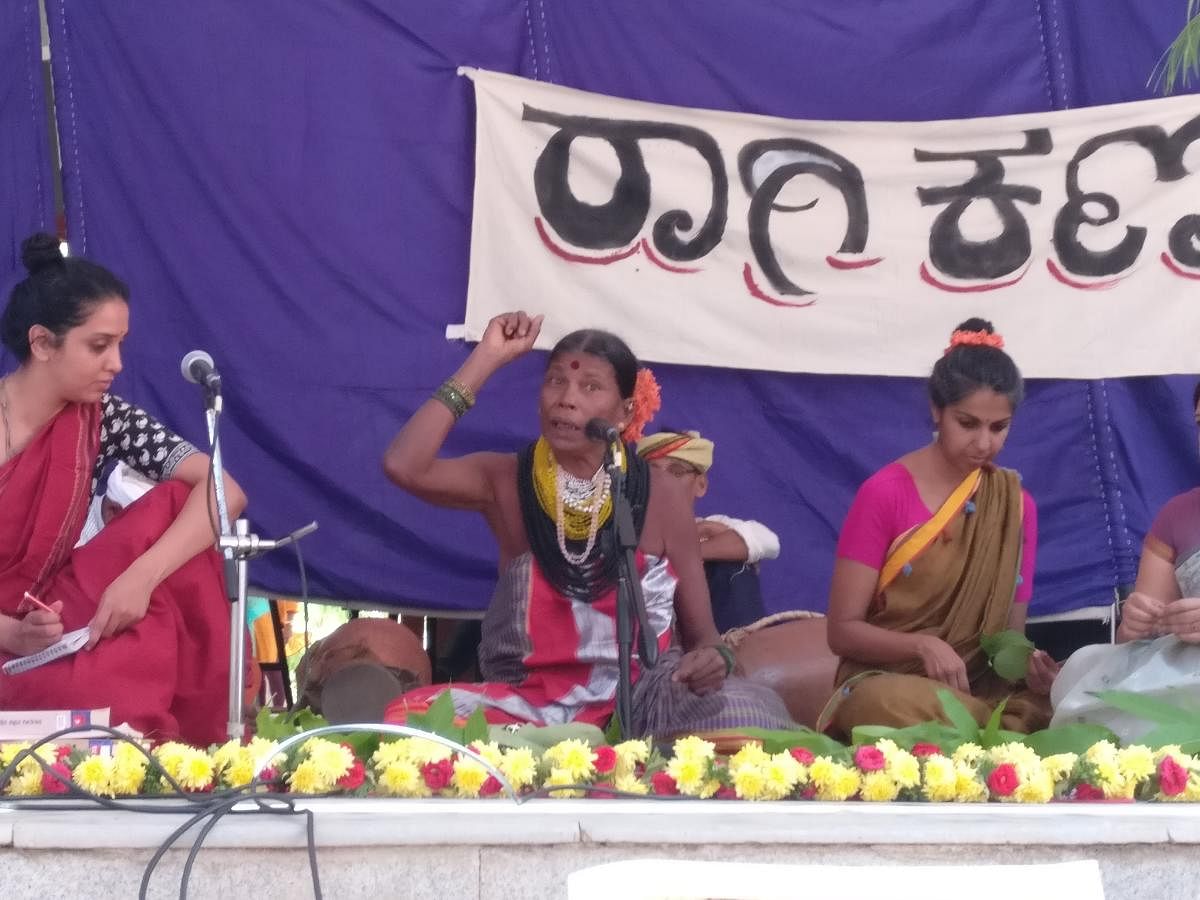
xmin=713 ymin=727 xmax=849 ymax=760
xmin=851 ymin=721 xmax=962 ymax=753
xmin=411 ymin=690 xmax=458 ymax=739
xmin=980 ymin=630 xmax=1034 ymax=681
xmin=979 ymin=698 xmax=1008 ymax=747
xmin=1021 ymin=723 xmax=1120 ymax=757
xmin=937 ymin=689 xmax=981 ymax=738
xmin=339 ymin=731 xmax=380 ymax=761
xmin=1095 ymin=690 xmax=1200 ymax=726
xmin=1137 ymin=722 xmax=1200 ymax=751
xmin=462 ymin=707 xmax=490 ymax=746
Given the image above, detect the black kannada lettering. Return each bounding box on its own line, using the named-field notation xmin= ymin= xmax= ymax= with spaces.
xmin=915 ymin=129 xmax=1052 ymax=281
xmin=524 ymin=105 xmax=727 ymax=261
xmin=1055 ymin=115 xmax=1200 ymax=276
xmin=737 ymin=139 xmax=869 ymax=296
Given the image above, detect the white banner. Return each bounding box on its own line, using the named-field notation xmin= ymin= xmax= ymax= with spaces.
xmin=462 ymin=68 xmax=1200 ymax=378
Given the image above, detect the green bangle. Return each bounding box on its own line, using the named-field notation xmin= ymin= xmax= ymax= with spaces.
xmin=433 ymin=382 xmax=470 ymax=419
xmin=712 ymin=642 xmax=736 ymax=677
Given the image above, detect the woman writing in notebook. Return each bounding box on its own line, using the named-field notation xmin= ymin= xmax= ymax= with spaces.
xmin=0 ymin=234 xmax=245 ymax=745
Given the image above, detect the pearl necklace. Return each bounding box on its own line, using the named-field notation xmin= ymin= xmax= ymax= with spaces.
xmin=554 ymin=464 xmax=610 ymax=565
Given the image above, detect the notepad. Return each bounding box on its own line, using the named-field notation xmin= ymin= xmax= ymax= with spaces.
xmin=2 ymin=628 xmax=89 ymax=675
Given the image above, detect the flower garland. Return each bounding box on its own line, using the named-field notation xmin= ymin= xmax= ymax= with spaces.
xmin=2 ymin=736 xmax=1199 ymax=802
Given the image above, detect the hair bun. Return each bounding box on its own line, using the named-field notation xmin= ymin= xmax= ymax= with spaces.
xmin=952 ymin=317 xmax=994 ymax=337
xmin=20 ymin=233 xmax=64 ymax=275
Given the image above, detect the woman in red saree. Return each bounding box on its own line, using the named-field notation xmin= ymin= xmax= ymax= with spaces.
xmin=380 ymin=311 xmax=793 ymax=736
xmin=0 ymin=234 xmax=245 ymax=745
xmin=822 ymin=319 xmax=1058 ymax=737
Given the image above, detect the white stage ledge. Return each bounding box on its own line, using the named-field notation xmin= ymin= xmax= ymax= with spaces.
xmin=0 ymin=799 xmax=1198 ymax=898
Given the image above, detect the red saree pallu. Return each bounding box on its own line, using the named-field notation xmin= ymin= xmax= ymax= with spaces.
xmin=0 ymin=404 xmax=230 ymax=746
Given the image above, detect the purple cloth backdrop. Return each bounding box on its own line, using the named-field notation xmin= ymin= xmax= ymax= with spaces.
xmin=0 ymin=0 xmax=53 ymax=278
xmin=21 ymin=0 xmax=1199 ymax=614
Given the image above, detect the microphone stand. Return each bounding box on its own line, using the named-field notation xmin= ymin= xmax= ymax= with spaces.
xmin=196 ymin=377 xmax=318 ymax=741
xmin=605 ymin=439 xmax=658 ymax=740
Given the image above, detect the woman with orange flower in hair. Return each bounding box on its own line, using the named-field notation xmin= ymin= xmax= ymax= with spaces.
xmin=381 ymin=311 xmax=793 ymax=736
xmin=821 ymin=318 xmax=1059 ymax=737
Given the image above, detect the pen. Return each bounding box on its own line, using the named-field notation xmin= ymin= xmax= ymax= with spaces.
xmin=22 ymin=591 xmax=54 ymax=614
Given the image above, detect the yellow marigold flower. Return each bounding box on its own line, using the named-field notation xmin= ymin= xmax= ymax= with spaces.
xmin=667 ymin=756 xmax=709 ymax=796
xmin=953 ymin=763 xmax=988 ymax=803
xmin=406 ymin=738 xmax=453 ymax=765
xmin=1041 ymin=753 xmax=1078 ymax=783
xmin=1182 ymin=773 xmax=1200 ymax=802
xmin=808 ymin=757 xmax=836 ymax=786
xmin=860 ymin=771 xmax=900 ymax=802
xmin=922 ymin=755 xmax=957 ymax=802
xmin=372 ymin=740 xmax=410 ymax=770
xmin=952 ymin=743 xmax=984 ymax=766
xmin=613 ymin=740 xmax=650 ymax=778
xmin=8 ymin=755 xmax=45 ymax=796
xmin=614 ymin=772 xmax=649 ymax=796
xmin=1085 ymin=741 xmax=1119 ymax=765
xmin=544 ymin=766 xmax=582 ymax=798
xmin=452 ymin=758 xmax=490 ymax=798
xmin=761 ymin=752 xmax=803 ymax=800
xmin=815 ymin=763 xmax=860 ymax=801
xmin=989 ymin=742 xmax=1042 ymax=782
xmin=153 ymin=742 xmax=192 ymax=780
xmin=212 ymin=739 xmax=244 ymax=772
xmin=301 ymin=739 xmax=353 ymax=782
xmin=728 ymin=743 xmax=770 ymax=774
xmin=0 ymin=743 xmax=31 ymax=767
xmin=74 ymin=756 xmax=116 ymax=797
xmin=671 ymin=735 xmax=716 ymax=765
xmin=468 ymin=741 xmax=505 ymax=769
xmin=378 ymin=760 xmax=429 ymax=798
xmin=112 ymin=756 xmax=148 ymax=795
xmin=289 ymin=759 xmax=329 ymax=795
xmin=545 ymin=740 xmax=595 ymax=782
xmin=885 ymin=751 xmax=921 ymax=789
xmin=499 ymin=747 xmax=538 ymax=790
xmin=1117 ymin=745 xmax=1155 ymax=784
xmin=733 ymin=764 xmax=768 ymax=800
xmin=177 ymin=750 xmax=215 ymax=792
xmin=224 ymin=759 xmax=256 ymax=789
xmin=1093 ymin=759 xmax=1123 ymax=796
xmin=1013 ymin=771 xmax=1054 ymax=804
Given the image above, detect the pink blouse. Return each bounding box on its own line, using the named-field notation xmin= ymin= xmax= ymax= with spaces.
xmin=835 ymin=462 xmax=1037 ymax=603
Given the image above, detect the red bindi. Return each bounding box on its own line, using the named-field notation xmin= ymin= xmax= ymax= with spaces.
xmin=570 ymin=360 xmax=580 ymax=370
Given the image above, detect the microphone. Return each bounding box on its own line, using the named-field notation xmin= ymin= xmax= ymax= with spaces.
xmin=181 ymin=350 xmax=222 ymax=392
xmin=584 ymin=418 xmax=621 ymax=444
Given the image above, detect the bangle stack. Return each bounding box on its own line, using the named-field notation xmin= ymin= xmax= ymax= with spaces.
xmin=433 ymin=378 xmax=476 ymax=419
xmin=712 ymin=642 xmax=737 ymax=677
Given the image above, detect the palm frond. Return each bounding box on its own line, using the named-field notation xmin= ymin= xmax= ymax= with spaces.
xmin=1153 ymin=0 xmax=1200 ymax=94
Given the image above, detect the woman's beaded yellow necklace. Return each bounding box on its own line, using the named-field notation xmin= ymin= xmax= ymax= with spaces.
xmin=532 ymin=437 xmax=622 ymax=563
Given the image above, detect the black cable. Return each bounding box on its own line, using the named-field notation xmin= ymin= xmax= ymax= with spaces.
xmin=0 ymin=725 xmax=321 ymax=899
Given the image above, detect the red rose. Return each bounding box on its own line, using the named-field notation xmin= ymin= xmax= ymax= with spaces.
xmin=1159 ymin=756 xmax=1189 ymax=797
xmin=479 ymin=775 xmax=503 ymax=797
xmin=41 ymin=763 xmax=72 ymax=795
xmin=789 ymin=747 xmax=815 ymax=765
xmin=54 ymin=745 xmax=73 ymax=762
xmin=854 ymin=745 xmax=886 ymax=772
xmin=651 ymin=772 xmax=679 ymax=795
xmin=986 ymin=763 xmax=1019 ymax=797
xmin=422 ymin=759 xmax=454 ymax=792
xmin=715 ymin=785 xmax=738 ymax=800
xmin=337 ymin=758 xmax=365 ymax=791
xmin=911 ymin=743 xmax=943 ymax=758
xmin=593 ymin=745 xmax=618 ymax=775
xmin=800 ymin=786 xmax=817 ymax=800
xmin=1073 ymin=783 xmax=1106 ymax=801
